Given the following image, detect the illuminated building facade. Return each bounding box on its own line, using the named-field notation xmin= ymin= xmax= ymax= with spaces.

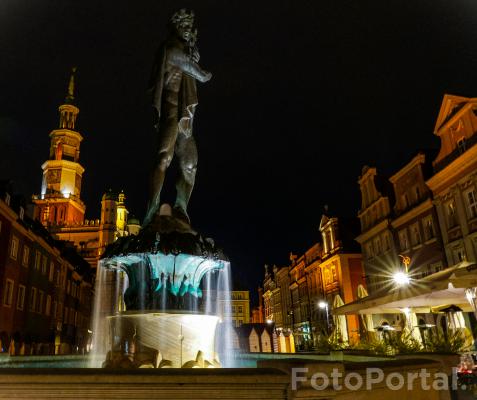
xmin=32 ymin=70 xmax=139 ymax=267
xmin=347 ymin=94 xmax=477 ymax=338
xmin=262 ymin=215 xmax=364 ymax=348
xmin=427 ymin=95 xmax=477 ymax=267
xmin=0 ymin=181 xmax=92 ymax=355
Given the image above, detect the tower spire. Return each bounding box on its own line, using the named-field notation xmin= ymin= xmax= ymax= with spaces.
xmin=65 ymin=66 xmax=77 ymax=104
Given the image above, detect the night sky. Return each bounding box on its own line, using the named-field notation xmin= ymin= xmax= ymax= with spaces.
xmin=1 ymin=1 xmax=477 ymax=301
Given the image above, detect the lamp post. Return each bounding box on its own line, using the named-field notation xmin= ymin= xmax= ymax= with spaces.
xmin=318 ymin=301 xmax=329 ymax=334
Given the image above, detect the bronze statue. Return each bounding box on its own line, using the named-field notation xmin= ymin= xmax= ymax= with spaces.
xmin=144 ymin=9 xmax=212 ymax=227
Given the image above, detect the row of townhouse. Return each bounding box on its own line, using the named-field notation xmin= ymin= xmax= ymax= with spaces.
xmin=261 ymin=94 xmax=477 ymax=349
xmin=353 ymin=94 xmax=477 ymax=335
xmin=0 ymin=180 xmax=93 ymax=355
xmin=262 ymin=215 xmax=365 ymax=349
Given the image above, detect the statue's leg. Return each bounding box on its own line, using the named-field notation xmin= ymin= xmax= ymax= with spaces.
xmin=143 ymin=117 xmax=178 ymax=226
xmin=174 ymin=134 xmax=198 ymax=221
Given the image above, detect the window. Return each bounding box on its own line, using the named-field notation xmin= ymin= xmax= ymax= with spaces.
xmin=45 ymin=295 xmax=52 ymax=316
xmin=422 ymin=216 xmax=435 ymax=241
xmin=383 ymin=232 xmax=392 ymax=251
xmin=454 ymin=248 xmax=467 ymax=264
xmin=41 ymin=256 xmax=47 ymax=275
xmin=29 ymin=287 xmax=37 ymax=311
xmin=3 ymin=279 xmax=14 ymax=306
xmin=22 ymin=246 xmax=29 ymax=267
xmin=19 ymin=207 xmax=24 ymax=220
xmin=67 ymin=280 xmax=71 ymax=295
xmin=373 ymin=237 xmax=382 ymax=255
xmin=38 ymin=290 xmax=44 ymax=313
xmin=446 ymin=201 xmax=457 ymax=228
xmin=402 ymin=193 xmax=409 ymax=209
xmin=17 ymin=285 xmax=25 ymax=310
xmin=49 ymin=262 xmax=54 ymax=282
xmin=10 ymin=236 xmax=19 ymax=260
xmin=366 ymin=242 xmax=374 ymax=259
xmin=410 ymin=223 xmax=421 ymax=246
xmin=415 ymin=186 xmax=421 ymax=202
xmin=466 ymin=189 xmax=477 ymax=219
xmin=457 ymin=137 xmax=467 ymax=154
xmin=35 ymin=251 xmax=41 ymax=270
xmin=398 ymin=229 xmax=409 ymax=251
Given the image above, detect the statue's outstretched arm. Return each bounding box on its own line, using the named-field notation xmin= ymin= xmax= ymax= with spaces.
xmin=167 ymin=47 xmax=211 ymax=82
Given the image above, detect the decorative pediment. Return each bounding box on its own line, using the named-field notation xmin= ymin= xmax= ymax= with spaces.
xmin=433 ymin=94 xmax=470 ymax=135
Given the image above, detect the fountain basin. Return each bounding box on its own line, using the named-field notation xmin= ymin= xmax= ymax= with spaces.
xmin=102 ymin=312 xmax=220 ymax=369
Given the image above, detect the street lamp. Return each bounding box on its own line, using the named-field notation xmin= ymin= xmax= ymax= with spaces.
xmin=318 ymin=301 xmax=330 ymax=333
xmin=393 ymin=255 xmax=411 ymax=286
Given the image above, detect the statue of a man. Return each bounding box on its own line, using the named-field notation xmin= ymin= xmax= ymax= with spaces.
xmin=144 ymin=9 xmax=212 ymax=227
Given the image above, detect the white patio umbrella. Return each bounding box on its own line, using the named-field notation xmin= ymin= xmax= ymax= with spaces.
xmin=357 ymin=285 xmax=375 ymax=335
xmin=332 ymin=295 xmax=348 ymax=343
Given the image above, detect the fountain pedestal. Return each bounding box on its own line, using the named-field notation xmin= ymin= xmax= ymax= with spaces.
xmin=92 ymin=208 xmax=230 ymax=369
xmin=102 ymin=312 xmax=220 ymax=368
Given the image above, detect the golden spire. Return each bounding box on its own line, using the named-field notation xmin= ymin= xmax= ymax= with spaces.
xmin=65 ymin=67 xmax=77 ymax=104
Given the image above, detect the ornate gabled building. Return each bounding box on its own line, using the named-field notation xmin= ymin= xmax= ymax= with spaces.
xmin=427 ymin=95 xmax=477 ymax=267
xmin=356 ymin=166 xmax=397 ymax=294
xmin=318 ymin=214 xmax=364 ymax=343
xmin=389 ymin=151 xmax=446 ymax=279
xmin=32 ymin=70 xmax=139 ymax=268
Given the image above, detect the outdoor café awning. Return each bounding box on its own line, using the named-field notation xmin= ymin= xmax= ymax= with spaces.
xmin=334 ymin=262 xmax=477 ymax=315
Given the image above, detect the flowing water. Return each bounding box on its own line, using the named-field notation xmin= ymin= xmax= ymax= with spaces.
xmin=89 ymin=254 xmax=234 ymax=367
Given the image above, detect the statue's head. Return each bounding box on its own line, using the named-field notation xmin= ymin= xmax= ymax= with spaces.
xmin=170 ymin=9 xmax=196 ymax=44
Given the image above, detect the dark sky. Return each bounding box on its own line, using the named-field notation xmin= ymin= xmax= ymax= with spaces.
xmin=1 ymin=1 xmax=477 ymax=301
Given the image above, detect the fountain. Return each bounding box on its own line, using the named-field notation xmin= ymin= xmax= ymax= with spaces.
xmin=89 ymin=9 xmax=233 ymax=369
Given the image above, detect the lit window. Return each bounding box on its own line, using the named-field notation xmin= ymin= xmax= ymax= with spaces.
xmin=10 ymin=236 xmax=19 ymax=260
xmin=22 ymin=246 xmax=29 ymax=267
xmin=35 ymin=251 xmax=41 ymax=270
xmin=3 ymin=279 xmax=14 ymax=307
xmin=410 ymin=223 xmax=421 ymax=246
xmin=446 ymin=201 xmax=457 ymax=228
xmin=422 ymin=216 xmax=435 ymax=241
xmin=398 ymin=229 xmax=409 ymax=251
xmin=466 ymin=189 xmax=477 ymax=219
xmin=17 ymin=285 xmax=25 ymax=310
xmin=29 ymin=287 xmax=37 ymax=311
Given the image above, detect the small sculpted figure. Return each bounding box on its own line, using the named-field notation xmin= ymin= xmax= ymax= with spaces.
xmin=144 ymin=9 xmax=212 ymax=227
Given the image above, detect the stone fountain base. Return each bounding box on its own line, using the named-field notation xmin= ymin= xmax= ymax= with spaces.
xmin=102 ymin=311 xmax=220 ymax=369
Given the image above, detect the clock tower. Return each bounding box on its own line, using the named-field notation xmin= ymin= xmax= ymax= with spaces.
xmin=33 ymin=68 xmax=86 ymax=226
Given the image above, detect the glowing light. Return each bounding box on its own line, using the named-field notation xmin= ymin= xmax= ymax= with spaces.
xmin=393 ymin=271 xmax=410 ymax=285
xmin=266 ymin=319 xmax=273 ymax=324
xmin=62 ymin=190 xmax=71 ymax=198
xmin=318 ymin=301 xmax=328 ymax=309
